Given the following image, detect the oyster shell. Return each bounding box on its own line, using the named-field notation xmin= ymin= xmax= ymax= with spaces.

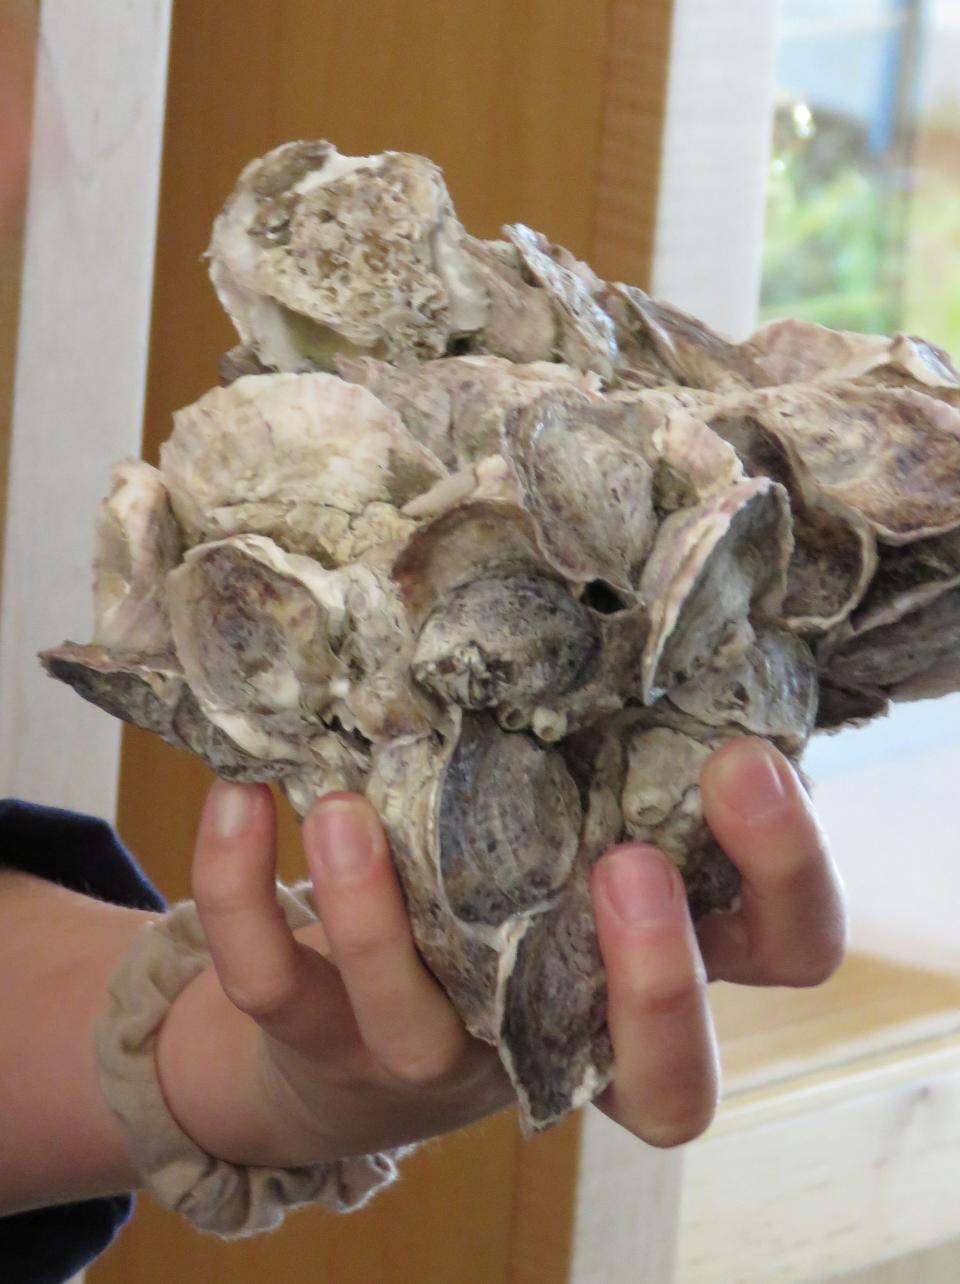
xmin=610 ymin=284 xmax=767 ymax=392
xmin=337 ymin=353 xmax=602 ymax=470
xmin=412 ymin=574 xmax=601 ymax=716
xmin=622 ymin=726 xmax=735 ymax=918
xmin=706 ymin=400 xmax=878 ymax=633
xmin=43 ymin=140 xmax=960 ymax=1133
xmin=208 ymin=141 xmax=488 ymax=369
xmin=503 ymin=225 xmax=618 ymax=379
xmin=166 ymin=534 xmax=347 ymax=762
xmin=500 ymin=725 xmax=623 ymax=1127
xmin=39 ymin=644 xmax=296 ymax=782
xmin=718 ymin=384 xmax=960 ymax=545
xmin=93 ymin=460 xmax=182 ymax=654
xmin=639 ymin=478 xmax=792 ymax=702
xmin=504 ymin=387 xmax=657 ymax=592
xmin=666 ymin=629 xmax=818 ymax=758
xmin=750 ymin=317 xmax=960 ymax=393
xmin=160 ymin=372 xmax=444 ymax=565
xmin=818 ymin=529 xmax=960 ymax=708
xmin=366 ymin=725 xmax=506 ymax=1043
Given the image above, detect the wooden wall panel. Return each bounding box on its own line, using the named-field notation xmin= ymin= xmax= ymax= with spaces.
xmin=98 ymin=1113 xmax=518 ymax=1284
xmin=0 ymin=210 xmax=25 ymax=559
xmin=0 ymin=0 xmax=37 ymax=602
xmin=591 ymin=0 xmax=676 ymax=286
xmin=105 ymin=2 xmax=677 ymax=1281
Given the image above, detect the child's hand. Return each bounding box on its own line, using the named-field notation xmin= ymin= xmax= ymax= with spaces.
xmin=156 ymin=736 xmax=844 ymax=1165
xmin=156 ymin=785 xmax=512 ymax=1167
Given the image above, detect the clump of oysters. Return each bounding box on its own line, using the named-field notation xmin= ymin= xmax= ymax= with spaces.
xmin=44 ymin=143 xmax=960 ymax=1130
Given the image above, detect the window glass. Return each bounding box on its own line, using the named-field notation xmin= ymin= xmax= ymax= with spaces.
xmin=761 ymin=0 xmax=960 ymax=356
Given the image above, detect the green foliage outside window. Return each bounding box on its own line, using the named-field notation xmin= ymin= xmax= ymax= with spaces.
xmin=760 ymin=105 xmax=906 ymax=337
xmin=761 ymin=99 xmax=960 ymax=357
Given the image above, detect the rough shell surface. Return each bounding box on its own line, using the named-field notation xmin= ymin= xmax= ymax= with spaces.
xmin=42 ymin=140 xmax=960 ymax=1133
xmin=93 ymin=460 xmax=182 ymax=654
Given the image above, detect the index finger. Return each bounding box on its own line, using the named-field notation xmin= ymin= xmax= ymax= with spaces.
xmin=696 ymin=738 xmax=847 ymax=988
xmin=192 ymin=781 xmax=355 ymax=1054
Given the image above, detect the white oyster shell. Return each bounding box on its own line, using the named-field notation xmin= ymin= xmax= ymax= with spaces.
xmin=93 ymin=460 xmax=182 ymax=654
xmin=208 ymin=141 xmax=488 ymax=369
xmin=160 ymin=373 xmax=444 ymax=564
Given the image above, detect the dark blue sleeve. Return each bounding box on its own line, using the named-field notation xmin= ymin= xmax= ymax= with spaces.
xmin=0 ymin=798 xmax=166 ymax=1284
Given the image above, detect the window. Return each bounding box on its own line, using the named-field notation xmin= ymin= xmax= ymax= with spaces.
xmin=761 ymin=0 xmax=960 ymax=357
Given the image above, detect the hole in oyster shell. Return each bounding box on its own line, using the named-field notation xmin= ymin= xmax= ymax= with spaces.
xmin=582 ymin=580 xmax=629 ymax=616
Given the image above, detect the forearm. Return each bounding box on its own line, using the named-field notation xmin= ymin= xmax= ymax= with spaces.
xmin=0 ymin=869 xmax=319 ymax=1216
xmin=0 ymin=870 xmax=153 ymax=1213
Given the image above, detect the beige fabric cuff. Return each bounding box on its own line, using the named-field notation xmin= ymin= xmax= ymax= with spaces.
xmin=94 ymin=882 xmax=410 ymax=1238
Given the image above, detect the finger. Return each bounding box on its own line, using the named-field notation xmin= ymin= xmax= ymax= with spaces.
xmin=697 ymin=738 xmax=846 ymax=988
xmin=193 ymin=781 xmax=356 ymax=1052
xmin=592 ymin=845 xmax=718 ymax=1147
xmin=303 ymin=793 xmax=469 ymax=1088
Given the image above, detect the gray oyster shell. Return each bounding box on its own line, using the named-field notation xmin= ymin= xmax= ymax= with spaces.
xmin=42 ymin=141 xmax=960 ymax=1133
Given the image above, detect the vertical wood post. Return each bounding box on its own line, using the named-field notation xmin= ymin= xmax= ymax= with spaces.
xmin=0 ymin=0 xmax=172 ymax=814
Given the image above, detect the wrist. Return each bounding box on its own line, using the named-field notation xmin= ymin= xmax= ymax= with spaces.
xmin=155 ymin=965 xmax=330 ymax=1167
xmin=98 ymin=897 xmax=405 ymax=1233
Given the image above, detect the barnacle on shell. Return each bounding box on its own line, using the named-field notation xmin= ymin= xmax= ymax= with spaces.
xmin=42 ymin=140 xmax=960 ymax=1133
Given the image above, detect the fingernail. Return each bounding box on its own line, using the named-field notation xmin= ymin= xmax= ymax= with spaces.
xmin=211 ymin=783 xmax=256 ymax=839
xmin=712 ymin=740 xmax=786 ymax=826
xmin=601 ymin=847 xmax=679 ymax=927
xmin=309 ymin=797 xmax=379 ymax=883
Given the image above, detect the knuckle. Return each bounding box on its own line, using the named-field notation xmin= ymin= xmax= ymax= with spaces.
xmin=223 ymin=972 xmax=297 ymax=1021
xmin=334 ymin=923 xmax=409 ymax=969
xmin=381 ymin=1039 xmax=463 ymax=1090
xmin=634 ymin=973 xmax=703 ymax=1020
